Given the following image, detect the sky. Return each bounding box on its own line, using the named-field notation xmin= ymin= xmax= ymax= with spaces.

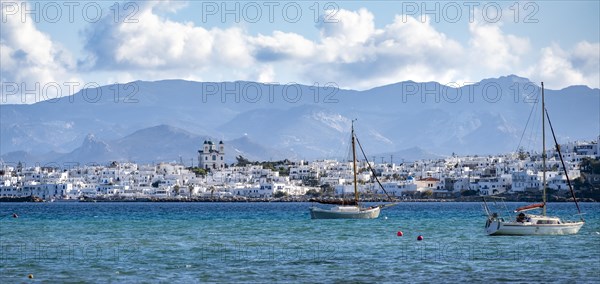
xmin=1 ymin=0 xmax=599 ymax=104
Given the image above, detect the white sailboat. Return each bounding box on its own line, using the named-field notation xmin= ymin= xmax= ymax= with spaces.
xmin=309 ymin=120 xmax=395 ymax=219
xmin=483 ymin=82 xmax=585 ymax=235
xmin=309 ymin=203 xmax=382 ymax=219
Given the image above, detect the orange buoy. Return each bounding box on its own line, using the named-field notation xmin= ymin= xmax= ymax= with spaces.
xmin=397 ymin=231 xmax=403 ymax=237
xmin=417 ymin=235 xmax=423 ymax=241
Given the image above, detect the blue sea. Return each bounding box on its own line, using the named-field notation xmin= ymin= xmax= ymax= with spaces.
xmin=1 ymin=202 xmax=599 ymax=283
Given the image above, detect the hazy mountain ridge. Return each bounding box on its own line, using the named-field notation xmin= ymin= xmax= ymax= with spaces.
xmin=1 ymin=125 xmax=287 ymax=166
xmin=1 ymin=75 xmax=598 ymax=165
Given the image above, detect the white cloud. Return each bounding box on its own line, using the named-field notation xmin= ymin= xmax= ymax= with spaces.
xmin=526 ymin=42 xmax=600 ymax=89
xmin=251 ymin=31 xmax=316 ymax=61
xmin=1 ymin=1 xmax=81 ymax=104
xmin=81 ymin=5 xmax=599 ymax=90
xmin=255 ymin=65 xmax=275 ymax=83
xmin=109 ymin=7 xmax=213 ymax=68
xmin=300 ymin=13 xmax=465 ymax=88
xmin=468 ymin=18 xmax=531 ymax=71
xmin=84 ymin=2 xmax=260 ymax=74
xmin=319 ymin=8 xmax=375 ymax=45
xmin=571 ymin=41 xmax=600 ymax=76
xmin=211 ymin=27 xmax=254 ymax=67
xmin=377 ymin=15 xmax=463 ymax=65
xmin=313 ymin=9 xmax=381 ymax=64
xmin=4 ymin=3 xmax=594 ymax=104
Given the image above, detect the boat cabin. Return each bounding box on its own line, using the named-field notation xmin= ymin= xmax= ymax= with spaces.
xmin=520 ymin=214 xmax=562 ymax=225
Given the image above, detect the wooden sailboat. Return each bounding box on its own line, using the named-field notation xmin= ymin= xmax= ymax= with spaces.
xmin=483 ymin=82 xmax=585 ymax=235
xmin=309 ymin=120 xmax=396 ymax=219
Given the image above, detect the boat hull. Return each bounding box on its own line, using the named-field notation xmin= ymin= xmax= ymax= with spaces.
xmin=486 ymin=220 xmax=584 ymax=235
xmin=309 ymin=206 xmax=381 ymax=219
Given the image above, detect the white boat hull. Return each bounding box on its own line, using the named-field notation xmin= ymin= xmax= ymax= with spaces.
xmin=486 ymin=220 xmax=584 ymax=235
xmin=309 ymin=206 xmax=381 ymax=219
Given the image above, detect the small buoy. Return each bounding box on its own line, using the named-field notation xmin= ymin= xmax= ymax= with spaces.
xmin=384 ymin=216 xmax=388 ymax=220
xmin=12 ymin=213 xmax=18 ymax=218
xmin=417 ymin=235 xmax=423 ymax=241
xmin=397 ymin=231 xmax=403 ymax=237
xmin=28 ymin=274 xmax=33 ymax=279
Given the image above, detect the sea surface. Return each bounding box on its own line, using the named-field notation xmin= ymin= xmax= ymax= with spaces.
xmin=1 ymin=202 xmax=599 ymax=283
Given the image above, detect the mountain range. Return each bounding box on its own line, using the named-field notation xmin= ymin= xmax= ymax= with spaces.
xmin=1 ymin=75 xmax=598 ymax=166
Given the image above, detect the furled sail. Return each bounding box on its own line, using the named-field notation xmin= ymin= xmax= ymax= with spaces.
xmin=514 ymin=202 xmax=545 ymax=213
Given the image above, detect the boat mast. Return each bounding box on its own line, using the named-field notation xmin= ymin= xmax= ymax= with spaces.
xmin=544 ymin=105 xmax=585 ymax=221
xmin=541 ymin=82 xmax=547 ymax=216
xmin=351 ymin=120 xmax=359 ymax=204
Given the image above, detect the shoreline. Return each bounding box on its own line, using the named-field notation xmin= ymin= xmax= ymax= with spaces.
xmin=1 ymin=195 xmax=597 ymax=203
